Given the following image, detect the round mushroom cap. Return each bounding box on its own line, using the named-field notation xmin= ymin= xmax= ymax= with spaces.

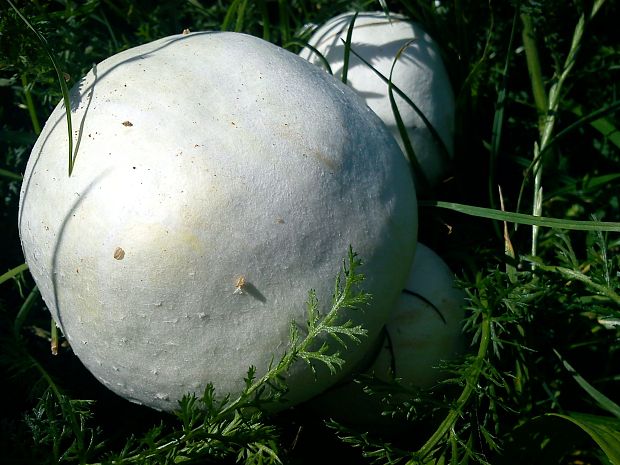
xmin=18 ymin=32 xmax=417 ymax=412
xmin=299 ymin=11 xmax=455 ymax=187
xmin=373 ymin=243 xmax=465 ymax=387
xmin=307 ymin=243 xmax=464 ymax=427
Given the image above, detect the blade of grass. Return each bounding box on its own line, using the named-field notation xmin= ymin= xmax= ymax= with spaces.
xmin=499 ymin=186 xmax=518 ymax=283
xmin=234 ymin=0 xmax=248 ymax=32
xmin=570 ymin=102 xmax=620 ymax=149
xmin=51 ymin=319 xmax=59 ymax=355
xmin=0 ymin=168 xmax=23 ymax=181
xmin=521 ymin=0 xmax=607 ymax=259
xmin=545 ymin=173 xmax=620 ymax=199
xmin=347 ymin=45 xmax=451 ymax=162
xmin=387 ymin=39 xmax=431 ymax=193
xmin=525 ymin=258 xmax=620 ymax=305
xmin=92 ymin=9 xmax=119 ymax=50
xmin=13 ymin=286 xmax=40 ymax=336
xmin=489 ymin=10 xmax=518 ymax=214
xmin=409 ymin=281 xmax=493 ymax=463
xmin=0 ymin=263 xmax=29 ymax=285
xmin=21 ymin=74 xmax=41 ymax=135
xmin=341 ymin=12 xmax=359 ymax=84
xmin=520 ymin=12 xmax=548 ymax=132
xmin=514 ymin=99 xmax=620 ymax=219
xmin=419 ymin=200 xmax=620 ymax=232
xmin=277 ymin=0 xmax=290 ymax=45
xmin=546 ymin=413 xmax=620 ymax=465
xmin=288 ymin=40 xmax=333 ymax=74
xmin=259 ymin=0 xmax=270 ymax=42
xmin=554 ymin=350 xmax=620 ymax=419
xmin=378 ymin=0 xmax=389 ymax=17
xmin=7 ymin=0 xmax=75 ymax=176
xmin=221 ymin=0 xmax=242 ymax=31
xmin=521 ymin=10 xmax=547 ymax=260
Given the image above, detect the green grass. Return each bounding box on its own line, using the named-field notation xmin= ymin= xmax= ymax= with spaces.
xmin=1 ymin=0 xmax=619 ymax=464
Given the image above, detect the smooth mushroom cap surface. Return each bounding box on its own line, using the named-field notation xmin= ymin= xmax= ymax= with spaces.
xmin=373 ymin=243 xmax=465 ymax=387
xmin=19 ymin=32 xmax=417 ymax=412
xmin=299 ymin=11 xmax=455 ymax=187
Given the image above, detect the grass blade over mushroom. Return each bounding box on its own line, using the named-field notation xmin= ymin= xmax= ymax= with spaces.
xmin=6 ymin=0 xmax=76 ymax=176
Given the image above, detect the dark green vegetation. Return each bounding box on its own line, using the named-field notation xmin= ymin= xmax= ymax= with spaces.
xmin=1 ymin=0 xmax=619 ymax=463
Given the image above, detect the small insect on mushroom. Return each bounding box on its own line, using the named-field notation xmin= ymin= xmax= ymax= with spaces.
xmin=114 ymin=247 xmax=125 ymax=260
xmin=233 ymin=275 xmax=246 ymax=295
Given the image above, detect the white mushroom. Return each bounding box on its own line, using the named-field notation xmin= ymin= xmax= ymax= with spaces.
xmin=299 ymin=11 xmax=455 ymax=188
xmin=18 ymin=32 xmax=417 ymax=412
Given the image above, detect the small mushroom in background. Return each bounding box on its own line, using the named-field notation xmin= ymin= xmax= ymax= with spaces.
xmin=306 ymin=243 xmax=465 ymax=428
xmin=18 ymin=31 xmax=417 ymax=412
xmin=299 ymin=11 xmax=455 ymax=189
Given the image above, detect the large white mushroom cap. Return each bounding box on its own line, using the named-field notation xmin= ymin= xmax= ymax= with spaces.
xmin=299 ymin=11 xmax=455 ymax=187
xmin=18 ymin=32 xmax=417 ymax=412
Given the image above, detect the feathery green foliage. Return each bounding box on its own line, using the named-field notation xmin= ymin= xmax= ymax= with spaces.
xmin=1 ymin=246 xmax=369 ymax=464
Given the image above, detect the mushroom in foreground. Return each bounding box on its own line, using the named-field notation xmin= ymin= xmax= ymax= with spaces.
xmin=18 ymin=31 xmax=417 ymax=412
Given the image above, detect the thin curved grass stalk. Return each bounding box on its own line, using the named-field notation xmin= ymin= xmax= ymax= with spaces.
xmin=341 ymin=12 xmax=359 ymax=84
xmin=520 ymin=13 xmax=548 ymax=132
xmin=521 ymin=0 xmax=607 ymax=260
xmin=489 ymin=11 xmax=519 ymax=215
xmin=6 ymin=0 xmax=76 ymax=176
xmin=407 ymin=290 xmax=493 ymax=464
xmin=278 ymin=0 xmax=291 ymax=43
xmin=526 ymin=258 xmax=620 ymax=306
xmin=555 ymin=350 xmax=620 ymax=419
xmin=520 ymin=12 xmax=547 ymax=262
xmin=21 ymin=74 xmax=41 ymax=135
xmin=454 ymin=4 xmax=494 ymax=113
xmin=499 ymin=186 xmax=518 ymax=284
xmin=13 ymin=285 xmax=39 ymax=336
xmin=346 ymin=45 xmax=451 ymax=170
xmin=16 ymin=337 xmax=94 ymax=462
xmin=91 ymin=9 xmax=119 ymax=50
xmin=563 ymin=100 xmax=620 ymax=149
xmin=387 ymin=39 xmax=431 ymax=194
xmin=221 ymin=0 xmax=244 ymax=31
xmin=419 ymin=200 xmax=620 ymax=232
xmin=234 ymin=0 xmax=249 ymax=32
xmin=378 ymin=0 xmax=389 ymax=17
xmin=0 ymin=168 xmax=23 ymax=181
xmin=0 ymin=262 xmax=29 ymax=285
xmin=287 ymin=40 xmax=334 ymax=74
xmin=277 ymin=0 xmax=290 ymax=45
xmin=259 ymin=0 xmax=270 ymax=42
